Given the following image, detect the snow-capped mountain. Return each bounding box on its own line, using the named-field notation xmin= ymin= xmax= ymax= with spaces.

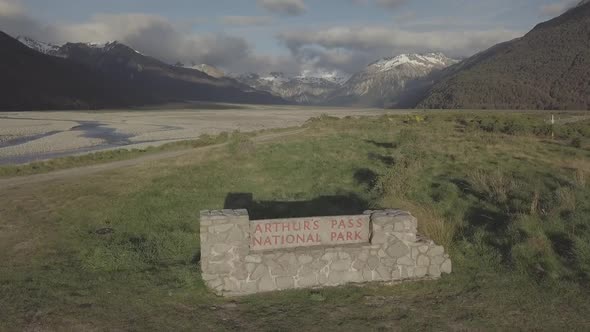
xmin=233 ymin=71 xmax=346 ymax=104
xmin=16 ymin=36 xmax=64 ymax=57
xmin=4 ymin=33 xmax=285 ymax=110
xmin=185 ymin=64 xmax=225 ymax=78
xmin=328 ymin=52 xmax=459 ymax=107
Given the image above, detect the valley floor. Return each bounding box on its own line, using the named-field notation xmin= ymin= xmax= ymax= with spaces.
xmin=0 ymin=105 xmax=391 ymax=165
xmin=1 ymin=110 xmax=589 ymax=331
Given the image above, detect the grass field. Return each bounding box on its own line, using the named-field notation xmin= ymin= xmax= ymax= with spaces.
xmin=1 ymin=111 xmax=590 ymax=330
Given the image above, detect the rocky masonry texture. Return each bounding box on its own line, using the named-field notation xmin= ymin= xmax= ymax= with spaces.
xmin=200 ymin=209 xmax=451 ymax=296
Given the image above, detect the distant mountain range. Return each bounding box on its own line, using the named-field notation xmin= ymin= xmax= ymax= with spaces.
xmin=231 ymin=72 xmax=346 ymax=105
xmin=0 ymin=32 xmax=285 ymax=111
xmin=3 ymin=0 xmax=590 ymax=111
xmin=328 ymin=53 xmax=458 ymax=107
xmin=415 ymin=0 xmax=590 ymax=110
xmin=230 ymin=53 xmax=458 ymax=107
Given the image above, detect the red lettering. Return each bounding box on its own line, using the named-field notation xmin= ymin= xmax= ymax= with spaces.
xmin=264 ymin=224 xmax=272 ymax=233
xmin=263 ymin=237 xmax=272 ymax=246
xmin=346 ymin=231 xmax=353 ymax=241
xmin=273 ymin=235 xmax=281 ymax=244
xmin=316 ymin=234 xmax=320 ymax=242
xmin=331 ymin=220 xmax=338 ymax=228
xmin=286 ymin=235 xmax=295 ymax=244
xmin=356 ymin=218 xmax=363 ymax=228
xmin=297 ymin=234 xmax=305 ymax=243
xmin=339 ymin=220 xmax=346 ymax=229
xmin=313 ymin=220 xmax=320 ymax=230
xmin=255 ymin=224 xmax=263 ymax=234
xmin=293 ymin=222 xmax=301 ymax=231
xmin=348 ymin=219 xmax=354 ymax=228
xmin=281 ymin=222 xmax=291 ymax=232
xmin=252 ymin=236 xmax=263 ymax=247
xmin=307 ymin=233 xmax=316 ymax=243
xmin=337 ymin=232 xmax=345 ymax=241
xmin=331 ymin=232 xmax=337 ymax=241
xmin=354 ymin=230 xmax=362 ymax=240
xmin=304 ymin=220 xmax=311 ymax=230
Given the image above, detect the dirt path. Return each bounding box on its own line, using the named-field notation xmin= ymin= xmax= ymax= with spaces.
xmin=0 ymin=128 xmax=307 ymax=189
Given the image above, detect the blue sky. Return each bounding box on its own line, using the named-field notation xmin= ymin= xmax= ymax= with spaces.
xmin=0 ymin=0 xmax=580 ymax=75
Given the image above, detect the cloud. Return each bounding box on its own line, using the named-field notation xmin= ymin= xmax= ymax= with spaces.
xmin=257 ymin=0 xmax=307 ymax=16
xmin=220 ymin=16 xmax=274 ymax=26
xmin=539 ymin=0 xmax=579 ymax=16
xmin=0 ymin=0 xmax=524 ymax=77
xmin=376 ymin=0 xmax=407 ymax=9
xmin=0 ymin=3 xmax=297 ymax=74
xmin=279 ymin=25 xmax=523 ymax=73
xmin=0 ymin=0 xmax=23 ymax=16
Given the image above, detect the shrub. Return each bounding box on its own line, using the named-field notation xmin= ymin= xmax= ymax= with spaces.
xmin=467 ymin=169 xmax=520 ymax=206
xmin=511 ymin=234 xmax=561 ymax=280
xmin=570 ymin=137 xmax=582 ymax=148
xmin=227 ymin=131 xmax=256 ymax=156
xmin=416 ymin=207 xmax=457 ymax=250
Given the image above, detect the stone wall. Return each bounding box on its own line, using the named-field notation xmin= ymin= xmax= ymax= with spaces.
xmin=200 ymin=209 xmax=451 ymax=296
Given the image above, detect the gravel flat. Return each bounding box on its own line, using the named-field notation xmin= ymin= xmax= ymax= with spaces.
xmin=0 ymin=105 xmax=397 ymax=164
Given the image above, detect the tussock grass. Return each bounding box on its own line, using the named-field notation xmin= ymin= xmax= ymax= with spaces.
xmin=1 ymin=111 xmax=590 ymax=330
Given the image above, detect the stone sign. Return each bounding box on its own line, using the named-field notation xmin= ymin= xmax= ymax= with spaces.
xmin=199 ymin=209 xmax=452 ymax=296
xmin=250 ymin=215 xmax=370 ymax=251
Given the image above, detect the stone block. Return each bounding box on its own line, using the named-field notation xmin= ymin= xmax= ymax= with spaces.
xmin=250 ymin=264 xmax=268 ymax=280
xmin=343 ymin=271 xmax=363 ymax=283
xmin=375 ymin=265 xmax=390 ymax=281
xmin=441 ymin=259 xmax=452 ymax=274
xmin=428 ymin=245 xmax=445 ymax=257
xmin=417 ymin=255 xmax=430 ymax=267
xmin=298 ymin=254 xmax=313 ymax=265
xmin=242 ymin=281 xmax=258 ymax=294
xmin=227 ymin=226 xmax=245 ymax=243
xmin=428 ymin=265 xmax=441 ymax=277
xmin=246 ymin=263 xmax=257 ymax=273
xmin=371 ymin=232 xmax=386 ymax=244
xmin=328 ymin=271 xmax=343 ymax=284
xmin=258 ymin=273 xmax=276 ymax=292
xmin=397 ymin=255 xmax=414 ymax=266
xmin=276 ymin=276 xmax=295 ymax=289
xmin=352 ymin=259 xmax=366 ymax=271
xmin=331 ymin=259 xmax=352 ymax=272
xmin=411 ymin=247 xmax=420 ymax=259
xmin=394 ymin=221 xmax=406 ymax=232
xmin=362 ymin=268 xmax=372 ymax=281
xmin=245 ymin=255 xmax=262 ymax=263
xmin=209 ymin=223 xmax=234 ymax=234
xmin=267 ymin=260 xmax=290 ymax=277
xmin=207 ymin=262 xmax=232 ymax=274
xmin=367 ymin=256 xmax=379 ymax=270
xmin=207 ymin=278 xmax=223 ymax=290
xmin=298 ymin=272 xmax=318 ymax=287
xmin=414 ymin=266 xmax=428 ymax=278
xmin=386 ymin=241 xmax=409 ymax=258
xmin=211 ymin=244 xmax=232 ymax=256
xmin=223 ymin=277 xmax=240 ymax=292
xmin=431 ymin=255 xmax=445 ymax=265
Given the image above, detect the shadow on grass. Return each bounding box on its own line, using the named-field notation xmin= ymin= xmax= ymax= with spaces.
xmin=224 ymin=192 xmax=369 ymax=220
xmin=364 ymin=139 xmax=397 ymax=149
xmin=368 ymin=152 xmax=395 ymax=166
xmin=354 ymin=168 xmax=378 ymax=189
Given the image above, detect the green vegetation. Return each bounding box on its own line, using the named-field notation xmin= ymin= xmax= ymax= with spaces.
xmin=1 ymin=111 xmax=590 ymax=330
xmin=0 ymin=127 xmax=290 ymax=178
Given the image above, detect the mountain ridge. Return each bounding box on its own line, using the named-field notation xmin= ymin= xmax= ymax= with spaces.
xmin=416 ymin=2 xmax=590 ymax=110
xmin=2 ymin=32 xmax=286 ymax=111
